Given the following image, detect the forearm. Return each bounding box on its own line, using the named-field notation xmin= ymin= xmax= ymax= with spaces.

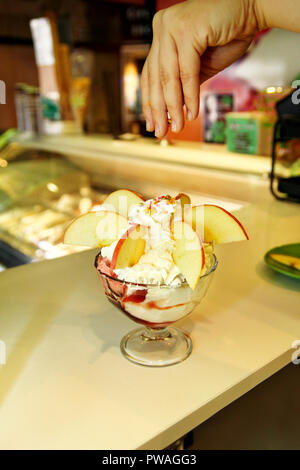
xmin=255 ymin=0 xmax=300 ymax=33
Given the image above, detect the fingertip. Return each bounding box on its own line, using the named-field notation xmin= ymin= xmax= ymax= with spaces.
xmin=154 ymin=119 xmax=168 ymax=138
xmin=172 ymin=121 xmax=183 ymax=134
xmin=185 ymin=99 xmax=200 ymax=121
xmin=168 ymin=109 xmax=184 ymax=134
xmin=186 ymin=109 xmax=193 ymax=121
xmin=142 ymin=103 xmax=154 ymax=132
xmin=146 ymin=119 xmax=154 ymax=132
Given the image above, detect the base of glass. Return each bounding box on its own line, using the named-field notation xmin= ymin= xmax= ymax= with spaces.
xmin=120 ymin=326 xmax=192 ymax=367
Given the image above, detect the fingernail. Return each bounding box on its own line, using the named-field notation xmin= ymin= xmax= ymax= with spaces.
xmin=155 ymin=124 xmax=161 ymax=137
xmin=146 ymin=120 xmax=151 ymax=132
xmin=187 ymin=110 xmax=193 ymax=121
xmin=171 ymin=120 xmax=177 ymax=132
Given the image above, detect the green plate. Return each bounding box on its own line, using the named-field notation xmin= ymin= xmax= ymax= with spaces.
xmin=264 ymin=243 xmax=300 ymax=280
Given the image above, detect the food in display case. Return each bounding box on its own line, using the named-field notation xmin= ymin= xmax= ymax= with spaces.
xmin=64 ymin=189 xmax=248 ymax=366
xmin=0 ymin=204 xmax=78 ymax=261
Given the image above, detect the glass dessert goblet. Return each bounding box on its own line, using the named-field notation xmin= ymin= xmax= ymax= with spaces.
xmin=95 ymin=253 xmax=218 ymax=367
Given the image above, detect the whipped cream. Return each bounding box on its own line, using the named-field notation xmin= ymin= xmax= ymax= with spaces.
xmin=101 ymin=196 xmax=185 ymax=286
xmin=114 ymin=249 xmax=184 ymax=286
xmin=101 ymin=239 xmax=118 ymax=261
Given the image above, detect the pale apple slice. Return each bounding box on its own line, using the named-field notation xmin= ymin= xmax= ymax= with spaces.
xmin=184 ymin=205 xmax=205 ymax=241
xmin=174 ymin=193 xmax=191 ymax=222
xmin=64 ymin=211 xmax=128 ymax=247
xmin=102 ymin=189 xmax=145 ymax=218
xmin=175 ymin=193 xmax=191 ymax=210
xmin=171 ymin=220 xmax=204 ymax=289
xmin=185 ymin=204 xmax=248 ymax=244
xmin=111 ymin=224 xmax=146 ymax=269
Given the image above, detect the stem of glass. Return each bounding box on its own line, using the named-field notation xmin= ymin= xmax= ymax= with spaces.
xmin=142 ymin=326 xmax=171 ymax=341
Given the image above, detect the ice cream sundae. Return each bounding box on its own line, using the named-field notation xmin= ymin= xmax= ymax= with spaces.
xmin=64 ymin=189 xmax=248 ymax=366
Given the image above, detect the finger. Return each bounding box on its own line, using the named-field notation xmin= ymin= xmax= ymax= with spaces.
xmin=159 ymin=32 xmax=184 ymax=133
xmin=178 ymin=45 xmax=200 ymax=120
xmin=148 ymin=41 xmax=168 ymax=138
xmin=141 ymin=59 xmax=154 ymax=132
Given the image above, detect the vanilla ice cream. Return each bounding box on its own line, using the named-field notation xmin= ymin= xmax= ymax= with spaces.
xmin=97 ymin=195 xmax=216 ymax=325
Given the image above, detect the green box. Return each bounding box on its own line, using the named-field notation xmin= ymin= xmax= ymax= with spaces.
xmin=226 ymin=112 xmax=274 ymax=156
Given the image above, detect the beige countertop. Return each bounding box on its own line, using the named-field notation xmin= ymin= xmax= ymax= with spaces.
xmin=0 ymin=195 xmax=299 ymax=449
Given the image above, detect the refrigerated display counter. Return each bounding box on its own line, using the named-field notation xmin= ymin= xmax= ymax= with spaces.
xmin=0 ymin=148 xmax=109 ymax=269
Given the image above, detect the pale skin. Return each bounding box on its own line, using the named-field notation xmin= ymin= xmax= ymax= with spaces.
xmin=141 ymin=0 xmax=300 ymax=138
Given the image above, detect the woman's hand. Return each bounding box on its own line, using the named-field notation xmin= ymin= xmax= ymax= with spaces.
xmin=141 ymin=0 xmax=260 ymax=138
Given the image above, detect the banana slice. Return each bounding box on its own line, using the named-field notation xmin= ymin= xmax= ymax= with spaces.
xmin=270 ymin=253 xmax=300 ymax=271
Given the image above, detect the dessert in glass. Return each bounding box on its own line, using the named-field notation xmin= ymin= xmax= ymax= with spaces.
xmin=64 ymin=189 xmax=248 ymax=367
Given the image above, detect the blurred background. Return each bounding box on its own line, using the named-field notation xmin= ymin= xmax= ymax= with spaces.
xmin=0 ymin=0 xmax=300 ymax=270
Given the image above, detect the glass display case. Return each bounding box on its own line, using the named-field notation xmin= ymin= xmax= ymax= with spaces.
xmin=0 ymin=146 xmax=108 ymax=269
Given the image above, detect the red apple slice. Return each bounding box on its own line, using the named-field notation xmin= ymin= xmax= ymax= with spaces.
xmin=111 ymin=224 xmax=146 ymax=269
xmin=102 ymin=189 xmax=145 ymax=218
xmin=63 ymin=211 xmax=128 ymax=247
xmin=185 ymin=204 xmax=248 ymax=244
xmin=171 ymin=220 xmax=204 ymax=289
